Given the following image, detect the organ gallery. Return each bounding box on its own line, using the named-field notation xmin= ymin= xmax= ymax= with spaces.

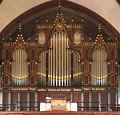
xmin=0 ymin=0 xmax=120 ymax=112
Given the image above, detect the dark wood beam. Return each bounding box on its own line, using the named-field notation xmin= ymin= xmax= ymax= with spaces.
xmin=116 ymin=0 xmax=120 ymax=5
xmin=0 ymin=0 xmax=3 ymax=4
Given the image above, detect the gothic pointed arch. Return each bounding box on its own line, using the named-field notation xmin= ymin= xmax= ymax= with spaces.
xmin=91 ymin=26 xmax=108 ymax=86
xmin=11 ymin=28 xmax=28 ymax=86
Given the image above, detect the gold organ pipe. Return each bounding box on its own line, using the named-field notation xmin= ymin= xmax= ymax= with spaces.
xmin=76 ymin=53 xmax=77 ymax=85
xmin=40 ymin=53 xmax=42 ymax=86
xmin=40 ymin=55 xmax=41 ymax=86
xmin=100 ymin=50 xmax=102 ymax=85
xmin=99 ymin=50 xmax=100 ymax=85
xmin=101 ymin=50 xmax=103 ymax=85
xmin=75 ymin=53 xmax=76 ymax=85
xmin=21 ymin=48 xmax=22 ymax=84
xmin=53 ymin=34 xmax=55 ymax=86
xmin=17 ymin=49 xmax=18 ymax=85
xmin=62 ymin=32 xmax=63 ymax=86
xmin=59 ymin=32 xmax=61 ymax=86
xmin=48 ymin=49 xmax=50 ymax=86
xmin=66 ymin=35 xmax=68 ymax=86
xmin=56 ymin=33 xmax=58 ymax=86
xmin=64 ymin=34 xmax=66 ymax=86
xmin=51 ymin=38 xmax=53 ymax=86
xmin=44 ymin=51 xmax=46 ymax=86
xmin=95 ymin=51 xmax=97 ymax=85
xmin=44 ymin=52 xmax=45 ymax=86
xmin=42 ymin=52 xmax=43 ymax=86
xmin=17 ymin=49 xmax=19 ymax=85
xmin=21 ymin=48 xmax=22 ymax=85
xmin=16 ymin=49 xmax=17 ymax=85
xmin=44 ymin=51 xmax=46 ymax=85
xmin=43 ymin=52 xmax=44 ymax=86
xmin=60 ymin=32 xmax=62 ymax=86
xmin=23 ymin=49 xmax=24 ymax=85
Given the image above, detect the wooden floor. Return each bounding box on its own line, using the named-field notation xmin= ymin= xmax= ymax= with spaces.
xmin=0 ymin=111 xmax=120 ymax=115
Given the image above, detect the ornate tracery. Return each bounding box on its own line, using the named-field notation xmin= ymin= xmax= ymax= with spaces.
xmin=91 ymin=34 xmax=108 ymax=86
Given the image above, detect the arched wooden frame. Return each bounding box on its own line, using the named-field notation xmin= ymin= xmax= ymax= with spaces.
xmin=11 ymin=41 xmax=28 ymax=86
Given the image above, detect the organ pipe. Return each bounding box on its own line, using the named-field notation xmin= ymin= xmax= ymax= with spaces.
xmin=12 ymin=48 xmax=28 ymax=86
xmin=91 ymin=49 xmax=107 ymax=86
xmin=38 ymin=30 xmax=82 ymax=87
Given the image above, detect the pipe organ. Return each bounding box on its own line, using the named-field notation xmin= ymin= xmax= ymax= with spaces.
xmin=1 ymin=12 xmax=119 ymax=111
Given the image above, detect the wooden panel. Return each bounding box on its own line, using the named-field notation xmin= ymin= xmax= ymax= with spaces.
xmin=65 ymin=93 xmax=71 ymax=101
xmin=3 ymin=92 xmax=8 ymax=110
xmin=30 ymin=92 xmax=35 ymax=109
xmin=111 ymin=92 xmax=116 ymax=111
xmin=92 ymin=92 xmax=98 ymax=110
xmin=101 ymin=92 xmax=107 ymax=111
xmin=38 ymin=92 xmax=46 ymax=110
xmin=73 ymin=92 xmax=81 ymax=111
xmin=84 ymin=92 xmax=89 ymax=110
xmin=11 ymin=92 xmax=18 ymax=110
xmin=21 ymin=92 xmax=27 ymax=110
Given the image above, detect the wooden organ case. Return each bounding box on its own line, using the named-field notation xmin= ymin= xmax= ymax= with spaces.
xmin=1 ymin=13 xmax=118 ymax=111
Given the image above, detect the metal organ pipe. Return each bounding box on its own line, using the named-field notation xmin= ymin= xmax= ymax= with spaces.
xmin=38 ymin=30 xmax=82 ymax=87
xmin=12 ymin=48 xmax=28 ymax=86
xmin=91 ymin=49 xmax=107 ymax=86
xmin=62 ymin=32 xmax=63 ymax=86
xmin=66 ymin=36 xmax=69 ymax=86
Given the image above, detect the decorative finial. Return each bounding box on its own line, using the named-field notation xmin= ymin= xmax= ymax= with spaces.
xmin=71 ymin=16 xmax=74 ymax=23
xmin=36 ymin=19 xmax=38 ymax=23
xmin=98 ymin=24 xmax=101 ymax=33
xmin=115 ymin=37 xmax=118 ymax=41
xmin=9 ymin=34 xmax=12 ymax=41
xmin=19 ymin=23 xmax=22 ymax=33
xmin=2 ymin=33 xmax=4 ymax=41
xmin=58 ymin=0 xmax=61 ymax=8
xmin=2 ymin=37 xmax=4 ymax=41
xmin=81 ymin=18 xmax=84 ymax=22
xmin=28 ymin=34 xmax=31 ymax=41
xmin=89 ymin=33 xmax=92 ymax=41
xmin=35 ymin=34 xmax=38 ymax=41
xmin=108 ymin=37 xmax=110 ymax=41
xmin=46 ymin=16 xmax=48 ymax=23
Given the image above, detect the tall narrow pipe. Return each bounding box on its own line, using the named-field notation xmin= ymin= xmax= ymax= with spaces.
xmin=62 ymin=32 xmax=63 ymax=86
